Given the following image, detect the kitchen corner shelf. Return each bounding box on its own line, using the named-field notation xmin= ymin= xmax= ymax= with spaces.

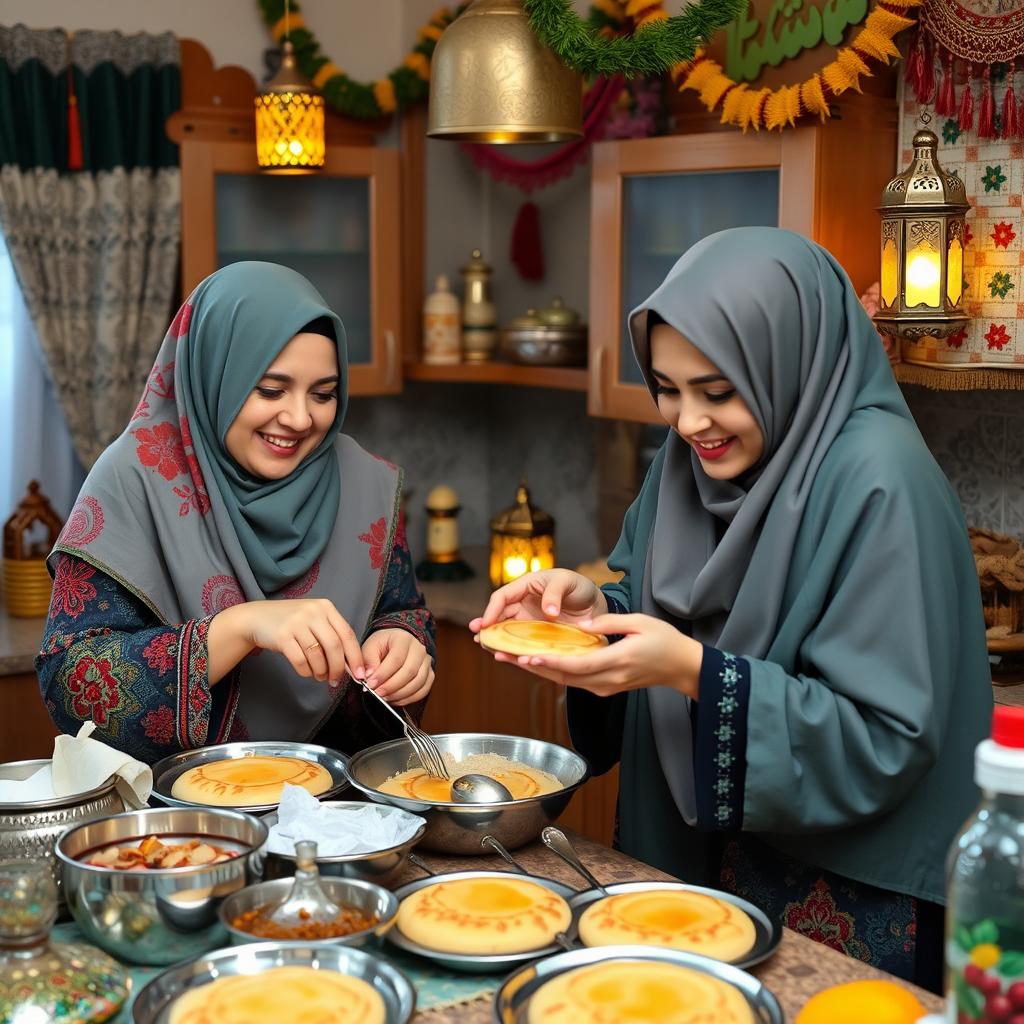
xmin=403 ymin=361 xmax=588 ymax=392
xmin=894 ymin=363 xmax=1024 ymax=391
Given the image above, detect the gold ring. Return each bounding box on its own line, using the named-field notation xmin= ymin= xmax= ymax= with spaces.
xmin=305 ymin=641 xmax=321 ymax=652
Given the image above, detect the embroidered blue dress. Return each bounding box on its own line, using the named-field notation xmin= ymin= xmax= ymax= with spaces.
xmin=37 ymin=524 xmax=435 ymax=765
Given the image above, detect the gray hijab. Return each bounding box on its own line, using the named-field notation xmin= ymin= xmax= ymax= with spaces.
xmin=628 ymin=227 xmax=912 ymax=821
xmin=53 ymin=263 xmax=402 ymax=745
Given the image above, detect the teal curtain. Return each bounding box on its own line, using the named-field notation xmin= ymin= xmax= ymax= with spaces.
xmin=0 ymin=25 xmax=181 ymax=466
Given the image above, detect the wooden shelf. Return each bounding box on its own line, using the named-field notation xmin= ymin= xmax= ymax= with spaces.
xmin=403 ymin=361 xmax=588 ymax=391
xmin=894 ymin=362 xmax=1024 ymax=391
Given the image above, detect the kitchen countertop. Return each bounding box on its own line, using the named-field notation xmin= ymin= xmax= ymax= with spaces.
xmin=0 ymin=605 xmax=44 ymax=675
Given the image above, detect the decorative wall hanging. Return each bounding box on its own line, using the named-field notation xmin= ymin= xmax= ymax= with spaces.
xmin=904 ymin=0 xmax=1024 ymax=139
xmin=675 ymin=0 xmax=921 ymax=131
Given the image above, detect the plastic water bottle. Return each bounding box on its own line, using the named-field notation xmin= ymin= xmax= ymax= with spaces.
xmin=946 ymin=706 xmax=1024 ymax=1024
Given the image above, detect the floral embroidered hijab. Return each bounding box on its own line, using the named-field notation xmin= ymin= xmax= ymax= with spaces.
xmin=51 ymin=263 xmax=402 ymax=745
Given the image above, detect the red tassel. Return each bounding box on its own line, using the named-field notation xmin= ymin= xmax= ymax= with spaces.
xmin=958 ymin=64 xmax=975 ymax=131
xmin=509 ymin=201 xmax=544 ymax=282
xmin=1004 ymin=60 xmax=1019 ymax=139
xmin=905 ymin=30 xmax=925 ymax=101
xmin=919 ymin=32 xmax=935 ymax=105
xmin=935 ymin=50 xmax=957 ymax=116
xmin=978 ymin=65 xmax=995 ymax=138
xmin=66 ymin=66 xmax=83 ymax=171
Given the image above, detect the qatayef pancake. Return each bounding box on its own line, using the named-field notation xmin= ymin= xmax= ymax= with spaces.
xmin=170 ymin=755 xmax=332 ymax=807
xmin=397 ymin=876 xmax=572 ymax=954
xmin=167 ymin=966 xmax=385 ymax=1024
xmin=527 ymin=961 xmax=755 ymax=1024
xmin=578 ymin=889 xmax=757 ymax=962
xmin=479 ymin=620 xmax=608 ymax=658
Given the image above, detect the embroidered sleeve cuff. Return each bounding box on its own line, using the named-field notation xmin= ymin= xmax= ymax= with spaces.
xmin=175 ymin=615 xmax=237 ymax=749
xmin=369 ymin=609 xmax=437 ymax=665
xmin=694 ymin=646 xmax=750 ymax=832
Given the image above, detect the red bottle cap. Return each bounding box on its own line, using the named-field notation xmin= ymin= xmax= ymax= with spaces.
xmin=992 ymin=706 xmax=1024 ymax=748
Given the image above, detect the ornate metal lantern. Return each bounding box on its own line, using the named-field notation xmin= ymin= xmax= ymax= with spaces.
xmin=872 ymin=127 xmax=970 ymax=345
xmin=255 ymin=39 xmax=325 ymax=173
xmin=489 ymin=480 xmax=555 ymax=587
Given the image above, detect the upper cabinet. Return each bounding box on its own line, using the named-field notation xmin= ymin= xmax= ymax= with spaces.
xmin=179 ymin=140 xmax=401 ymax=394
xmin=170 ymin=40 xmax=402 ymax=396
xmin=588 ymin=105 xmax=897 ymax=422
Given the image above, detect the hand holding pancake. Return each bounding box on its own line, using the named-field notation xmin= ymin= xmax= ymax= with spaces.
xmin=502 ymin=613 xmax=704 ymax=699
xmin=469 ymin=570 xmax=608 ymax=666
xmin=361 ymin=627 xmax=434 ymax=706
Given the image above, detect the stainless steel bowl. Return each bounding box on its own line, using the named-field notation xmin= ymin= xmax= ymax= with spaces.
xmin=0 ymin=759 xmax=125 ymax=900
xmin=492 ymin=945 xmax=784 ymax=1023
xmin=132 ymin=942 xmax=416 ymax=1024
xmin=345 ymin=734 xmax=589 ymax=855
xmin=150 ymin=741 xmax=350 ymax=813
xmin=219 ymin=875 xmax=399 ymax=948
xmin=261 ymin=801 xmax=426 ymax=885
xmin=499 ymin=326 xmax=588 ymax=366
xmin=55 ymin=806 xmax=268 ymax=965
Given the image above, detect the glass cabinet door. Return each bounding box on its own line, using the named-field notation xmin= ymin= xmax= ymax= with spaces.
xmin=589 ymin=132 xmax=816 ymax=423
xmin=215 ymin=175 xmax=373 ymax=365
xmin=619 ymin=169 xmax=779 ymax=388
xmin=180 ymin=140 xmax=401 ymax=394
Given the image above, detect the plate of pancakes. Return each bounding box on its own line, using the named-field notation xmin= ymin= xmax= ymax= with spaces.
xmin=387 ymin=870 xmax=578 ymax=972
xmin=565 ymin=880 xmax=780 ymax=971
xmin=151 ymin=741 xmax=350 ymax=814
xmin=493 ymin=944 xmax=783 ymax=1024
xmin=478 ymin=620 xmax=609 ymax=659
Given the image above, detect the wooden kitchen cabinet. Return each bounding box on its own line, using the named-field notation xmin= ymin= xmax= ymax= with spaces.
xmin=0 ymin=671 xmax=57 ymax=762
xmin=422 ymin=621 xmax=619 ymax=848
xmin=588 ymin=103 xmax=897 ymax=423
xmin=170 ymin=40 xmax=402 ymax=396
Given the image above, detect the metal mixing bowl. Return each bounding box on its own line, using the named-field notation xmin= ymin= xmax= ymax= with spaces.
xmin=55 ymin=806 xmax=268 ymax=965
xmin=345 ymin=733 xmax=589 ymax=855
xmin=219 ymin=875 xmax=399 ymax=948
xmin=0 ymin=759 xmax=125 ymax=901
xmin=261 ymin=801 xmax=426 ymax=885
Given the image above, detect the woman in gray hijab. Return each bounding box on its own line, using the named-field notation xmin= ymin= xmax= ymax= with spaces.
xmin=472 ymin=228 xmax=991 ymax=989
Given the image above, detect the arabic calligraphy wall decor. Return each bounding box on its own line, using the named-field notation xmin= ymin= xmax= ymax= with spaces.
xmin=673 ymin=0 xmax=919 ymax=130
xmin=905 ymin=0 xmax=1024 ymax=139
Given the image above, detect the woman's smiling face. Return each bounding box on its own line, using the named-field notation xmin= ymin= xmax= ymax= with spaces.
xmin=650 ymin=322 xmax=764 ymax=480
xmin=224 ymin=331 xmax=339 ymax=479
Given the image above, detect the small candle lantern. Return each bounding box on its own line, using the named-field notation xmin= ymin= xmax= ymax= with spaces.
xmin=489 ymin=480 xmax=555 ymax=588
xmin=416 ymin=485 xmax=473 ymax=581
xmin=3 ymin=481 xmax=63 ymax=618
xmin=872 ymin=127 xmax=970 ymax=347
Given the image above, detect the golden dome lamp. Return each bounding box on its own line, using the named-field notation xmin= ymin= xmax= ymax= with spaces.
xmin=254 ymin=0 xmax=325 ymax=174
xmin=427 ymin=0 xmax=583 ymax=144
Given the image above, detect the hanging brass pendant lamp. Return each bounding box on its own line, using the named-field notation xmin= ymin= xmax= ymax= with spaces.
xmin=428 ymin=0 xmax=583 ymax=144
xmin=255 ymin=31 xmax=325 ymax=173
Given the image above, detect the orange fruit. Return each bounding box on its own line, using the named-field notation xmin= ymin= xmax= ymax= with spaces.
xmin=795 ymin=980 xmax=927 ymax=1024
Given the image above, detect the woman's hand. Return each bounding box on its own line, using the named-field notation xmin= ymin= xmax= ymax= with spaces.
xmin=508 ymin=613 xmax=704 ymax=699
xmin=361 ymin=628 xmax=434 ymax=706
xmin=469 ymin=569 xmax=608 ymax=635
xmin=209 ymin=598 xmax=365 ymax=687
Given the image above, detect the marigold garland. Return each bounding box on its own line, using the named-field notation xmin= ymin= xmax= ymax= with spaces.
xmin=672 ymin=0 xmax=921 ymax=131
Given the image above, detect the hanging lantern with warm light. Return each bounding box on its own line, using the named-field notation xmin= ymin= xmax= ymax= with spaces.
xmin=490 ymin=480 xmax=556 ymax=587
xmin=428 ymin=0 xmax=582 ymax=144
xmin=255 ymin=3 xmax=325 ymax=173
xmin=872 ymin=126 xmax=970 ymax=347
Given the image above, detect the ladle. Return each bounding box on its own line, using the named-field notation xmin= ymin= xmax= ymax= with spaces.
xmin=541 ymin=826 xmax=611 ymax=897
xmin=450 ymin=773 xmax=514 ymax=803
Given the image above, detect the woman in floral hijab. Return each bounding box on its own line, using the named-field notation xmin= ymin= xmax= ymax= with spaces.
xmin=38 ymin=262 xmax=434 ymax=762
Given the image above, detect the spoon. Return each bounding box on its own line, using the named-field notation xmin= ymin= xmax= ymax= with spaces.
xmin=270 ymin=840 xmax=340 ymax=926
xmin=541 ymin=826 xmax=611 ymax=897
xmin=451 ymin=773 xmax=514 ymax=803
xmin=480 ymin=834 xmax=529 ymax=874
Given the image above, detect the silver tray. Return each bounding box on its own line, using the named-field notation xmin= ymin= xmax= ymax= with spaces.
xmin=492 ymin=944 xmax=784 ymax=1023
xmin=132 ymin=941 xmax=415 ymax=1023
xmin=388 ymin=870 xmax=578 ymax=973
xmin=566 ymin=880 xmax=780 ymax=970
xmin=151 ymin=741 xmax=350 ymax=814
